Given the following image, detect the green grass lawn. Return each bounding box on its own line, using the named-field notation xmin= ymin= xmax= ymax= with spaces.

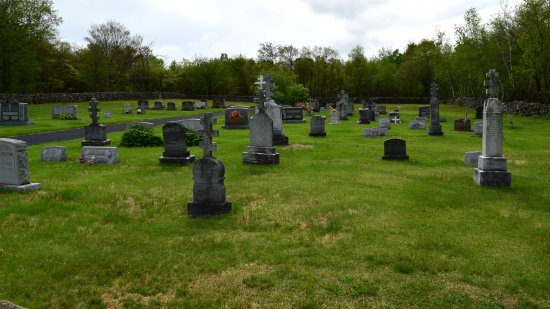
xmin=0 ymin=99 xmax=252 ymax=137
xmin=1 ymin=104 xmax=549 ymax=308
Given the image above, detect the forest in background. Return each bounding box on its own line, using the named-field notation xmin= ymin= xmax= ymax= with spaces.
xmin=0 ymin=0 xmax=548 ymax=104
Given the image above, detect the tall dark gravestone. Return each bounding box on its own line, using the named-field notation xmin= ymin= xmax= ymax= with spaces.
xmin=187 ymin=113 xmax=232 ymax=217
xmin=0 ymin=102 xmax=30 ymax=126
xmin=82 ymin=98 xmax=111 ymax=146
xmin=428 ymin=82 xmax=444 ymax=136
xmin=382 ymin=139 xmax=409 ymax=161
xmin=159 ymin=122 xmax=195 ymax=164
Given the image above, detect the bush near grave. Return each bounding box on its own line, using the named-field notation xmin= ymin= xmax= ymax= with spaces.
xmin=185 ymin=129 xmax=202 ymax=147
xmin=119 ymin=126 xmax=163 ymax=147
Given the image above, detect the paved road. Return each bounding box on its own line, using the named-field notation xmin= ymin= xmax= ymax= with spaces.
xmin=9 ymin=112 xmax=223 ymax=146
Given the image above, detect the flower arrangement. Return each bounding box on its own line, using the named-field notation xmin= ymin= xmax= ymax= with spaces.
xmin=229 ymin=111 xmax=242 ymax=124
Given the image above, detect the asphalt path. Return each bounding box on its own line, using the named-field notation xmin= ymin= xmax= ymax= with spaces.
xmin=9 ymin=112 xmax=223 ymax=146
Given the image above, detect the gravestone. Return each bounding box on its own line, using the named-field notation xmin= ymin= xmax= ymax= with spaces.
xmin=137 ymin=99 xmax=149 ymax=110
xmin=363 ymin=127 xmax=388 ymax=138
xmin=181 ymin=101 xmax=195 ymax=111
xmin=222 ymin=106 xmax=250 ymax=129
xmin=0 ymin=138 xmax=41 ymax=192
xmin=453 ymin=118 xmax=471 ymax=131
xmin=310 ymin=98 xmax=320 ymax=112
xmin=389 ymin=111 xmax=401 ymax=124
xmin=378 ymin=118 xmax=391 ymax=130
xmin=187 ymin=113 xmax=232 ymax=217
xmin=382 ymin=138 xmax=409 ymax=160
xmin=40 ymin=146 xmax=67 ymax=162
xmin=418 ymin=105 xmax=430 ymax=118
xmin=243 ymin=87 xmax=279 ymax=164
xmin=282 ymin=107 xmax=306 ymax=123
xmin=82 ymin=98 xmax=111 ymax=146
xmin=330 ymin=109 xmax=340 ymax=124
xmin=465 ymin=151 xmax=481 ymax=166
xmin=428 ymin=82 xmax=444 ymax=136
xmin=122 ymin=103 xmax=132 ymax=114
xmin=194 ymin=101 xmax=207 ymax=109
xmin=357 ymin=108 xmax=371 ymax=124
xmin=364 ymin=101 xmax=375 ymax=110
xmin=159 ymin=122 xmax=195 ymax=164
xmin=475 ymin=106 xmax=483 ymax=119
xmin=103 ymin=112 xmax=111 ymax=119
xmin=52 ymin=105 xmax=77 ymax=119
xmin=474 ymin=69 xmax=512 ymax=187
xmin=167 ymin=102 xmax=176 ymax=110
xmin=336 ymin=91 xmax=349 ymax=120
xmin=0 ymin=102 xmax=29 ymax=126
xmin=80 ymin=146 xmax=119 ymax=164
xmin=376 ymin=105 xmax=387 ymax=115
xmin=408 ymin=120 xmax=426 ymax=129
xmin=211 ymin=99 xmax=226 ymax=108
xmin=472 ymin=121 xmax=483 ymax=137
xmin=258 ymin=74 xmax=288 ymax=145
xmin=153 ymin=101 xmax=164 ymax=110
xmin=309 ymin=115 xmax=326 ymax=137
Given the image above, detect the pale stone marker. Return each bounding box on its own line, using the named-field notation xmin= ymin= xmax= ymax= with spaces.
xmin=40 ymin=146 xmax=67 ymax=162
xmin=378 ymin=118 xmax=391 ymax=130
xmin=80 ymin=146 xmax=119 ymax=164
xmin=0 ymin=138 xmax=41 ymax=192
xmin=465 ymin=151 xmax=481 ymax=166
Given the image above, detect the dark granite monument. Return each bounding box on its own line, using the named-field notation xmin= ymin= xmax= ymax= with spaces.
xmin=428 ymin=82 xmax=444 ymax=136
xmin=0 ymin=102 xmax=29 ymax=126
xmin=309 ymin=115 xmax=326 ymax=137
xmin=81 ymin=98 xmax=111 ymax=146
xmin=382 ymin=138 xmax=409 ymax=161
xmin=159 ymin=122 xmax=195 ymax=164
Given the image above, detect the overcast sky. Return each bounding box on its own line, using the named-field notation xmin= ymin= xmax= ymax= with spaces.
xmin=53 ymin=0 xmax=522 ymax=64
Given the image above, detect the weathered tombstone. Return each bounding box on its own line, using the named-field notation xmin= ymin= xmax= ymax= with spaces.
xmin=0 ymin=102 xmax=30 ymax=126
xmin=474 ymin=69 xmax=512 ymax=187
xmin=80 ymin=146 xmax=119 ymax=164
xmin=389 ymin=111 xmax=401 ymax=124
xmin=258 ymin=74 xmax=288 ymax=145
xmin=181 ymin=101 xmax=195 ymax=111
xmin=376 ymin=105 xmax=387 ymax=115
xmin=309 ymin=115 xmax=326 ymax=137
xmin=357 ymin=108 xmax=371 ymax=124
xmin=52 ymin=105 xmax=77 ymax=119
xmin=82 ymin=98 xmax=111 ymax=146
xmin=382 ymin=138 xmax=409 ymax=160
xmin=103 ymin=112 xmax=111 ymax=119
xmin=194 ymin=101 xmax=207 ymax=109
xmin=211 ymin=99 xmax=226 ymax=108
xmin=453 ymin=118 xmax=471 ymax=131
xmin=153 ymin=101 xmax=164 ymax=110
xmin=222 ymin=106 xmax=250 ymax=129
xmin=408 ymin=120 xmax=426 ymax=129
xmin=378 ymin=118 xmax=391 ymax=130
xmin=336 ymin=90 xmax=349 ymax=120
xmin=122 ymin=103 xmax=132 ymax=114
xmin=418 ymin=105 xmax=430 ymax=118
xmin=0 ymin=138 xmax=41 ymax=192
xmin=330 ymin=109 xmax=340 ymax=124
xmin=428 ymin=82 xmax=444 ymax=136
xmin=40 ymin=146 xmax=67 ymax=162
xmin=159 ymin=122 xmax=195 ymax=164
xmin=465 ymin=151 xmax=481 ymax=166
xmin=137 ymin=99 xmax=149 ymax=110
xmin=475 ymin=106 xmax=483 ymax=119
xmin=472 ymin=121 xmax=483 ymax=137
xmin=187 ymin=113 xmax=231 ymax=217
xmin=243 ymin=86 xmax=279 ymax=164
xmin=363 ymin=127 xmax=388 ymax=138
xmin=282 ymin=107 xmax=306 ymax=123
xmin=167 ymin=102 xmax=176 ymax=111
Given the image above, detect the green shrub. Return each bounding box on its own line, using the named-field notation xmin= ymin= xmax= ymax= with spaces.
xmin=57 ymin=113 xmax=78 ymax=120
xmin=185 ymin=129 xmax=202 ymax=147
xmin=120 ymin=126 xmax=163 ymax=147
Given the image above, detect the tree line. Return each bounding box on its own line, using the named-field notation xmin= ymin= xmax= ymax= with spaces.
xmin=0 ymin=0 xmax=548 ymax=103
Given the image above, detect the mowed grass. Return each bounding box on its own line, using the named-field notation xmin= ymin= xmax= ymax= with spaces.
xmin=0 ymin=99 xmax=247 ymax=137
xmin=0 ymin=104 xmax=549 ymax=308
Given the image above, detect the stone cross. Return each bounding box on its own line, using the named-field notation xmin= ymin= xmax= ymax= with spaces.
xmin=484 ymin=69 xmax=500 ymax=98
xmin=430 ymin=82 xmax=438 ymax=97
xmin=197 ymin=113 xmax=219 ymax=158
xmin=88 ymin=98 xmax=100 ymax=125
xmin=263 ymin=73 xmax=275 ymax=99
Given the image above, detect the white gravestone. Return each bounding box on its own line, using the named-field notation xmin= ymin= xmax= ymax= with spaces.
xmin=0 ymin=138 xmax=41 ymax=192
xmin=40 ymin=146 xmax=67 ymax=162
xmin=80 ymin=146 xmax=119 ymax=164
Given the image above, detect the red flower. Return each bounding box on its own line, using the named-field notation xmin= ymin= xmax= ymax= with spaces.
xmin=229 ymin=111 xmax=242 ymax=124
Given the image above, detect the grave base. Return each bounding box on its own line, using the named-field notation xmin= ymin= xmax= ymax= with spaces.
xmin=187 ymin=201 xmax=232 ymax=217
xmin=159 ymin=155 xmax=195 ymax=164
xmin=309 ymin=132 xmax=326 ymax=137
xmin=222 ymin=124 xmax=250 ymax=129
xmin=382 ymin=155 xmax=409 ymax=161
xmin=428 ymin=129 xmax=444 ymax=136
xmin=243 ymin=149 xmax=280 ymax=164
xmin=81 ymin=139 xmax=111 ymax=146
xmin=273 ymin=134 xmax=289 ymax=146
xmin=473 ymin=168 xmax=512 ymax=187
xmin=0 ymin=183 xmax=41 ymax=192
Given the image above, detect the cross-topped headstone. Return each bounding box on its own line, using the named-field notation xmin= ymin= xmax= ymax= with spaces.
xmin=430 ymin=82 xmax=438 ymax=97
xmin=197 ymin=113 xmax=219 ymax=158
xmin=484 ymin=69 xmax=500 ymax=98
xmin=88 ymin=98 xmax=100 ymax=125
xmin=263 ymin=73 xmax=276 ymax=99
xmin=255 ymin=85 xmax=268 ymax=112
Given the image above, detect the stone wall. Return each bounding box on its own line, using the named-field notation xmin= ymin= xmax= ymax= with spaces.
xmin=444 ymin=97 xmax=549 ymax=116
